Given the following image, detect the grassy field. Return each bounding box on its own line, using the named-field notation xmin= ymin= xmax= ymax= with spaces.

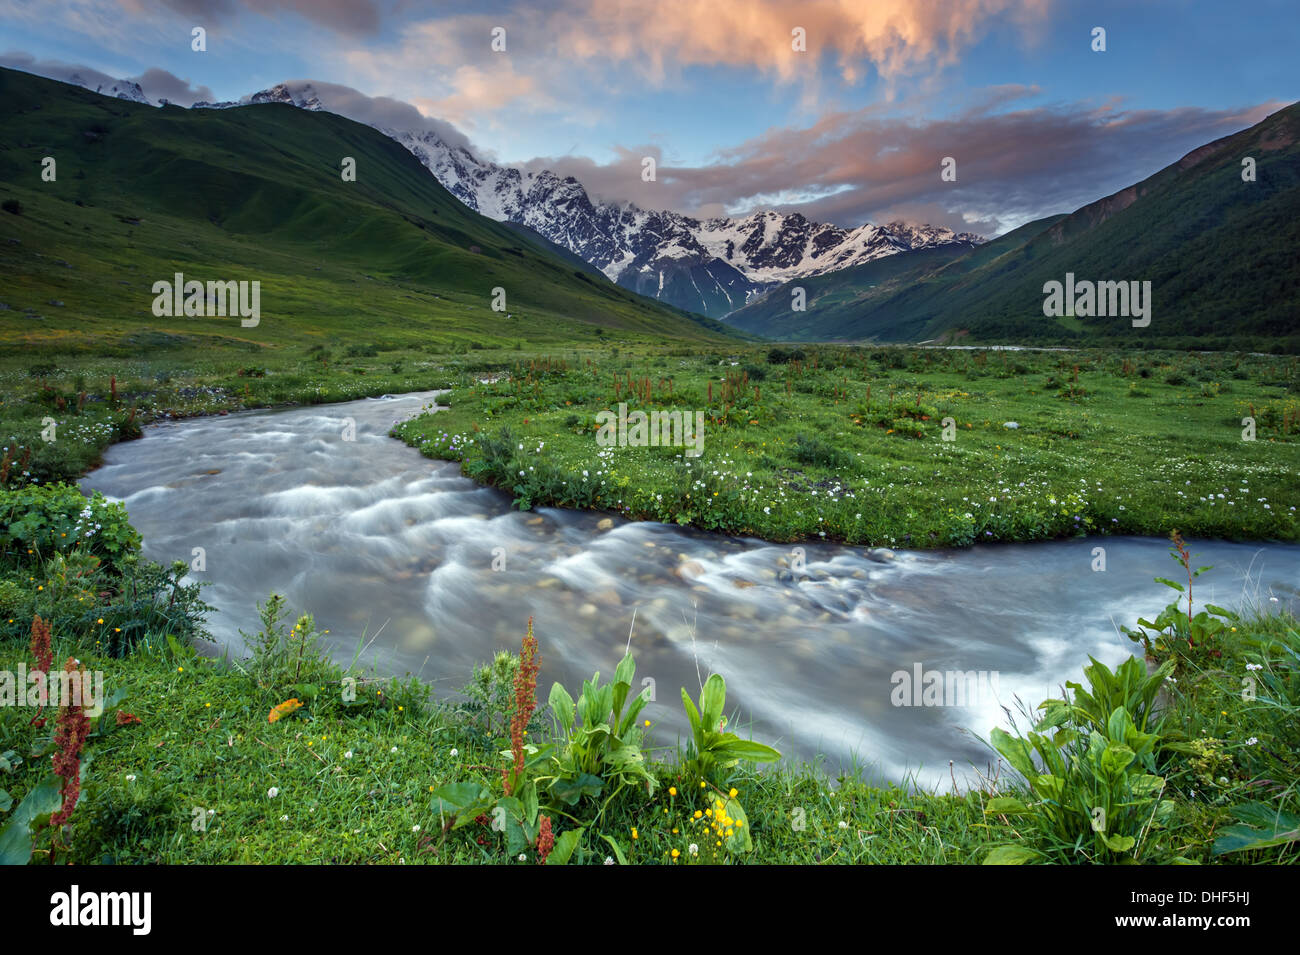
xmin=395 ymin=343 xmax=1300 ymax=547
xmin=1 ymin=344 xmax=1297 ymax=864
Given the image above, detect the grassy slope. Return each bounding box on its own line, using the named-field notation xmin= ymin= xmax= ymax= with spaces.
xmin=724 ymin=241 xmax=988 ymax=340
xmin=728 ymin=102 xmax=1300 ymax=348
xmin=0 ymin=66 xmax=740 ymax=358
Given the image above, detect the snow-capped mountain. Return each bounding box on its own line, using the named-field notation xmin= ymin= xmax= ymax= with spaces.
xmin=68 ymin=72 xmax=153 ymax=105
xmin=194 ymin=82 xmax=983 ymax=317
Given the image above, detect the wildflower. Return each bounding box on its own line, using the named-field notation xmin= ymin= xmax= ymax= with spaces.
xmin=344 ymin=750 xmax=353 ymax=759
xmin=838 ymin=820 xmax=849 ymax=830
xmin=671 ymin=848 xmax=680 ymax=859
xmin=1245 ymin=737 xmax=1259 ymax=746
xmin=412 ymin=825 xmax=421 ymax=832
xmin=268 ymin=787 xmax=279 ymax=798
xmin=668 ymin=786 xmax=677 ymax=796
xmin=450 ymin=748 xmax=458 ymax=757
xmin=390 ymin=746 xmax=398 ymax=753
xmin=688 ymin=843 xmax=699 ymax=856
xmin=729 ymin=788 xmax=738 ymax=798
xmin=281 ymin=815 xmax=289 ymax=822
xmin=631 ymin=827 xmax=639 ymax=840
xmin=604 ymin=857 xmax=615 ymax=865
xmin=125 ymin=774 xmax=136 ymax=783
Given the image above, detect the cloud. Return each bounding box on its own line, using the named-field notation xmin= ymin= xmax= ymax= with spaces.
xmin=513 ymin=94 xmax=1287 ymax=236
xmin=0 ymin=51 xmax=214 ymax=104
xmin=140 ymin=0 xmax=383 ymax=34
xmin=561 ymin=0 xmax=1051 ymax=85
xmin=280 ymin=79 xmax=475 ymax=150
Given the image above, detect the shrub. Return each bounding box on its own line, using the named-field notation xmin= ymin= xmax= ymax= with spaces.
xmin=792 ymin=433 xmax=850 ymax=469
xmin=0 ymin=484 xmax=140 ymax=575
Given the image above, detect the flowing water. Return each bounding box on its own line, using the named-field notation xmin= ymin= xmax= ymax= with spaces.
xmin=82 ymin=391 xmax=1300 ymax=785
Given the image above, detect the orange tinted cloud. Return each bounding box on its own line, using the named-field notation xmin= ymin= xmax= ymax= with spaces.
xmin=565 ymin=0 xmax=1051 ymax=82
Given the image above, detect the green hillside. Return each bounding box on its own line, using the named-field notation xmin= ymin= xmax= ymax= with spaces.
xmin=721 ymin=241 xmax=980 ymax=340
xmin=728 ymin=102 xmax=1300 ymax=350
xmin=0 ymin=66 xmax=740 ymax=358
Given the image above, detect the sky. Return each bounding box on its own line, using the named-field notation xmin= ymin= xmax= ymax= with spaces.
xmin=2 ymin=0 xmax=1297 ymax=236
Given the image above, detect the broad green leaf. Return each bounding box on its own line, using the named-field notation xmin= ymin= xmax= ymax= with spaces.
xmin=522 ymin=782 xmax=539 ymax=826
xmin=546 ymin=827 xmax=583 ymax=865
xmin=989 ymin=728 xmax=1036 ymax=778
xmin=601 ymin=834 xmax=628 ymax=866
xmin=983 ymin=845 xmax=1039 ymax=865
xmin=611 ymin=654 xmax=635 ymax=717
xmin=550 ymin=772 xmax=603 ymax=806
xmin=431 ymin=781 xmax=486 ymax=816
xmin=1101 ymin=833 xmax=1136 ymax=853
xmin=1100 ymin=743 xmax=1136 ymax=777
xmin=1212 ymin=802 xmax=1300 ymax=855
xmin=711 ymin=738 xmax=782 ymax=764
xmin=0 ymin=777 xmax=62 ymax=866
xmin=505 ymin=815 xmax=529 ymax=856
xmin=618 ymin=686 xmax=652 ymax=736
xmin=681 ymin=687 xmax=702 ymax=742
xmin=548 ymin=682 xmax=575 ymax=733
xmin=0 ymin=790 xmax=10 ymax=813
xmin=985 ymin=797 xmax=1030 ymax=815
xmin=1154 ymin=577 xmax=1185 ymax=593
xmin=723 ymin=798 xmax=754 ymax=853
xmin=700 ymin=674 xmax=726 ymax=733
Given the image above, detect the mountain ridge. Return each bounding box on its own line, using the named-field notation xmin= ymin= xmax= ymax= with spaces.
xmin=187 ymin=81 xmax=983 ymax=318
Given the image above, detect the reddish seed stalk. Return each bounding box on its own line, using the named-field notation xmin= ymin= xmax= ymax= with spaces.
xmin=505 ymin=618 xmax=540 ymax=795
xmin=50 ymin=657 xmax=91 ymax=829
